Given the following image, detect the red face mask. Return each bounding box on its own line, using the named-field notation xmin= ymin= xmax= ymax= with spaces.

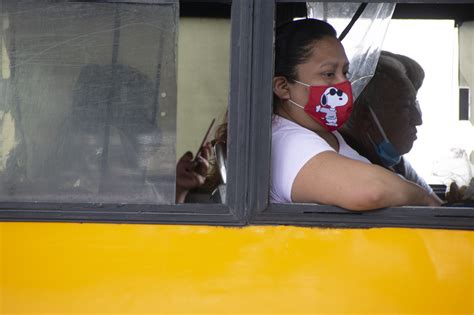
xmin=289 ymin=80 xmax=353 ymax=131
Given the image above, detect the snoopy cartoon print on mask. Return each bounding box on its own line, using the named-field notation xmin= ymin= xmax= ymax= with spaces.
xmin=289 ymin=80 xmax=353 ymax=131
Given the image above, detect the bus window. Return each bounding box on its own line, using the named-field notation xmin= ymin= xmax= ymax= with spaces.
xmin=0 ymin=0 xmax=178 ymax=204
xmin=176 ymin=7 xmax=231 ymax=204
xmin=248 ymin=1 xmax=473 ymax=229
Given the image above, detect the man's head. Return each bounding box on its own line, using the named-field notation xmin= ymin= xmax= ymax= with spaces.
xmin=345 ymin=51 xmax=424 ymax=155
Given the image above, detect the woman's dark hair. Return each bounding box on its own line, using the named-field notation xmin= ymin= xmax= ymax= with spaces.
xmin=275 ymin=19 xmax=337 ymax=82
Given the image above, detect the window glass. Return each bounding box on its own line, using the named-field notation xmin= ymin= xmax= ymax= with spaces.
xmin=268 ymin=2 xmax=469 ymax=209
xmin=383 ymin=19 xmax=474 ymax=196
xmin=176 ymin=15 xmax=230 ymax=204
xmin=0 ymin=1 xmax=178 ymax=204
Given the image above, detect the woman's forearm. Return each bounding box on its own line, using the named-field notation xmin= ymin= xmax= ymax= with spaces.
xmin=389 ymin=178 xmax=442 ymax=207
xmin=291 ymin=152 xmax=442 ymax=211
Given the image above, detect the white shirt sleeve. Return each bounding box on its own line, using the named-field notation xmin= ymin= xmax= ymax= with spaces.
xmin=270 ymin=119 xmax=335 ymax=203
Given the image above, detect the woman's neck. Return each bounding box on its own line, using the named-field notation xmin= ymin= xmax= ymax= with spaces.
xmin=275 ymin=104 xmax=329 ymax=134
xmin=275 ymin=104 xmax=339 ymax=151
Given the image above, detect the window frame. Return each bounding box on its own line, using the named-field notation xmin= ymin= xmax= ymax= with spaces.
xmin=0 ymin=0 xmax=473 ymax=230
xmin=246 ymin=0 xmax=474 ymax=230
xmin=0 ymin=0 xmax=249 ymax=226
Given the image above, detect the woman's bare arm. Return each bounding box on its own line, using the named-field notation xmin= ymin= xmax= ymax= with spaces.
xmin=291 ymin=151 xmax=441 ymax=211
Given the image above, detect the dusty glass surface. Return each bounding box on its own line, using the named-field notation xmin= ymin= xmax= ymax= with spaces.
xmin=0 ymin=1 xmax=178 ymax=204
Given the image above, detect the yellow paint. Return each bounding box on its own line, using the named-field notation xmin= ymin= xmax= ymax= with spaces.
xmin=1 ymin=222 xmax=473 ymax=314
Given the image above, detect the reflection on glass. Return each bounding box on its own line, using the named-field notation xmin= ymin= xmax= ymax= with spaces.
xmin=0 ymin=1 xmax=178 ymax=204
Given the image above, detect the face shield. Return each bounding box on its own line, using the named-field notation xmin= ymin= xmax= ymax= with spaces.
xmin=307 ymin=2 xmax=396 ymax=100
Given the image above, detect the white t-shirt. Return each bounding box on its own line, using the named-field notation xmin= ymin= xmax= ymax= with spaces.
xmin=270 ymin=116 xmax=371 ymax=203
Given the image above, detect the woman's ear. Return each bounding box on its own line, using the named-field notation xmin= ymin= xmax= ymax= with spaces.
xmin=273 ymin=76 xmax=290 ymax=100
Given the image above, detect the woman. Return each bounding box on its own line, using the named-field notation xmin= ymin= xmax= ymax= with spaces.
xmin=270 ymin=19 xmax=440 ymax=210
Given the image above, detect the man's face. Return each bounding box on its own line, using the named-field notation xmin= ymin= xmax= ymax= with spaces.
xmin=372 ymin=81 xmax=423 ymax=155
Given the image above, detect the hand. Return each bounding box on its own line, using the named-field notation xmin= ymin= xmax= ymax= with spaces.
xmin=446 ymin=182 xmax=465 ymax=204
xmin=175 ymin=143 xmax=211 ymax=203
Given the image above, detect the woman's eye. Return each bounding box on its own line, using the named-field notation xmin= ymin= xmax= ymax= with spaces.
xmin=323 ymin=72 xmax=335 ymax=78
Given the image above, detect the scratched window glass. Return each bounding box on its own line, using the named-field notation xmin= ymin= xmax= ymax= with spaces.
xmin=0 ymin=1 xmax=178 ymax=204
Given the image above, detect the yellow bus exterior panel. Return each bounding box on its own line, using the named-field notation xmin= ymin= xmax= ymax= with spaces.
xmin=1 ymin=222 xmax=473 ymax=314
